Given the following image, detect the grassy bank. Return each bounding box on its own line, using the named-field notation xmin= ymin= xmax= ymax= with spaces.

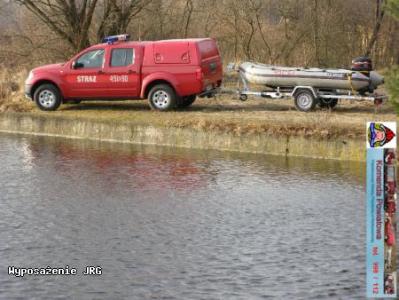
xmin=0 ymin=112 xmax=369 ymax=161
xmin=31 ymin=96 xmax=396 ymax=140
xmin=0 ymin=93 xmax=397 ymax=161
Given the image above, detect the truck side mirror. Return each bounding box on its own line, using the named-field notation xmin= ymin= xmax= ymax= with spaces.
xmin=72 ymin=61 xmax=84 ymax=69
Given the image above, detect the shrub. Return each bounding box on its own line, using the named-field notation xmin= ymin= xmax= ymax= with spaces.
xmin=385 ymin=66 xmax=399 ymax=114
xmin=0 ymin=68 xmax=33 ymax=112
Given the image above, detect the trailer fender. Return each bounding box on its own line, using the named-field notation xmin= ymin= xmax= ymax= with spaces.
xmin=291 ymin=86 xmax=318 ymax=99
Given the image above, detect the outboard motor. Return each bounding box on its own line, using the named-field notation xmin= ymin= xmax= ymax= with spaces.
xmin=351 ymin=56 xmax=373 ymax=76
xmin=351 ymin=57 xmax=384 ymax=94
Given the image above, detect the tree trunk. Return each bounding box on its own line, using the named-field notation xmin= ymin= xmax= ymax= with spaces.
xmin=312 ymin=0 xmax=321 ymax=66
xmin=365 ymin=0 xmax=385 ymax=57
xmin=183 ymin=0 xmax=194 ymax=38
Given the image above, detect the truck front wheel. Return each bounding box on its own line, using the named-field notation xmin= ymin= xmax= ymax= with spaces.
xmin=34 ymin=84 xmax=62 ymax=111
xmin=148 ymin=84 xmax=177 ymax=111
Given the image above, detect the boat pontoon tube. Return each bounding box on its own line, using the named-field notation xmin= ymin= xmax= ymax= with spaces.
xmin=239 ymin=62 xmax=384 ymax=92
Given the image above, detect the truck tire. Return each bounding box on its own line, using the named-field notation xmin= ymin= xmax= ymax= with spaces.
xmin=177 ymin=95 xmax=196 ymax=108
xmin=318 ymin=98 xmax=338 ymax=109
xmin=294 ymin=90 xmax=317 ymax=112
xmin=34 ymin=84 xmax=62 ymax=111
xmin=148 ymin=84 xmax=177 ymax=111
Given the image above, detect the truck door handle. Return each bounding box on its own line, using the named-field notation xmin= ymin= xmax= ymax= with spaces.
xmin=128 ymin=70 xmax=136 ymax=74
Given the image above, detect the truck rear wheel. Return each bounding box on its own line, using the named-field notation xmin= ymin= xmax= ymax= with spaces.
xmin=177 ymin=95 xmax=196 ymax=108
xmin=148 ymin=84 xmax=177 ymax=111
xmin=294 ymin=90 xmax=317 ymax=112
xmin=34 ymin=84 xmax=62 ymax=111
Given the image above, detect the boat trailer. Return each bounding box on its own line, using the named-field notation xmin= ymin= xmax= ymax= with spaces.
xmin=213 ymin=63 xmax=388 ymax=112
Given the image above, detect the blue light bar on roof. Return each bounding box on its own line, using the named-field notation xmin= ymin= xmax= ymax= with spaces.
xmin=102 ymin=34 xmax=130 ymax=44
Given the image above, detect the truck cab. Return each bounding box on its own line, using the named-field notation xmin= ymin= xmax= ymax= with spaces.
xmin=25 ymin=35 xmax=223 ymax=111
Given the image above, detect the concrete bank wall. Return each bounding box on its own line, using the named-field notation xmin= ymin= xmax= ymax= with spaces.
xmin=0 ymin=113 xmax=365 ymax=161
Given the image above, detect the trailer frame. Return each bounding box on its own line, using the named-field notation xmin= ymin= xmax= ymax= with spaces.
xmin=218 ymin=66 xmax=388 ymax=112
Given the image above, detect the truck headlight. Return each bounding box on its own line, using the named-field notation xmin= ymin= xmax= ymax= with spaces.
xmin=26 ymin=71 xmax=34 ymax=82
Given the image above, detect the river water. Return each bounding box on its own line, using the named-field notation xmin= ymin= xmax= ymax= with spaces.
xmin=0 ymin=134 xmax=366 ymax=299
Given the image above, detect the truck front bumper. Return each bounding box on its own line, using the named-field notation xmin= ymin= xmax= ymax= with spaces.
xmin=24 ymin=84 xmax=33 ymax=99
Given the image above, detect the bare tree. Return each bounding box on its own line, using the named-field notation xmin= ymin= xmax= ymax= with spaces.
xmin=2 ymin=0 xmax=399 ymax=69
xmin=97 ymin=0 xmax=150 ymax=41
xmin=253 ymin=2 xmax=272 ymax=62
xmin=14 ymin=0 xmax=98 ymax=52
xmin=312 ymin=0 xmax=321 ymax=65
xmin=182 ymin=0 xmax=194 ymax=38
xmin=365 ymin=0 xmax=386 ymax=56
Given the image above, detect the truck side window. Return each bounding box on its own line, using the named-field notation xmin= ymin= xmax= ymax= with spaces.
xmin=76 ymin=49 xmax=105 ymax=69
xmin=111 ymin=48 xmax=134 ymax=67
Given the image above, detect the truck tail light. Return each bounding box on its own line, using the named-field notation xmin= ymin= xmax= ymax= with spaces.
xmin=196 ymin=68 xmax=203 ymax=81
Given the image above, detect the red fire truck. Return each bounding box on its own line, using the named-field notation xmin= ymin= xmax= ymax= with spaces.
xmin=25 ymin=35 xmax=223 ymax=111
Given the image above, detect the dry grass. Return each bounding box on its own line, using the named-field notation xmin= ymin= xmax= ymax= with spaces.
xmin=31 ymin=95 xmax=397 ymax=140
xmin=0 ymin=68 xmax=33 ymax=112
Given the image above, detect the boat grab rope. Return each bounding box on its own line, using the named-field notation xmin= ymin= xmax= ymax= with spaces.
xmin=347 ymin=73 xmax=356 ymax=94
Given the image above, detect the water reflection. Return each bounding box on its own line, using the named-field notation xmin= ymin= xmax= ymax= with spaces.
xmin=0 ymin=134 xmax=366 ymax=300
xmin=22 ymin=135 xmax=365 ymax=188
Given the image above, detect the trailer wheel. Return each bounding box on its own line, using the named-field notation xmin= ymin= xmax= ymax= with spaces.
xmin=319 ymin=98 xmax=338 ymax=109
xmin=294 ymin=90 xmax=317 ymax=112
xmin=177 ymin=95 xmax=196 ymax=108
xmin=239 ymin=94 xmax=248 ymax=101
xmin=148 ymin=84 xmax=177 ymax=111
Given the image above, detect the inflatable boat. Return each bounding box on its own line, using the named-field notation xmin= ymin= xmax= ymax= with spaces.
xmin=222 ymin=57 xmax=387 ymax=112
xmin=239 ymin=57 xmax=384 ymax=93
